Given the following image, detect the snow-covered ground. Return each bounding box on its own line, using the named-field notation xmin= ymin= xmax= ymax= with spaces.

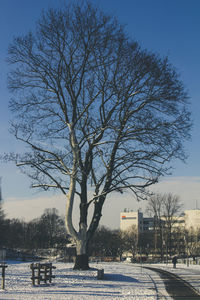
xmin=2 ymin=260 xmax=200 ymax=300
xmin=0 ymin=261 xmax=172 ymax=300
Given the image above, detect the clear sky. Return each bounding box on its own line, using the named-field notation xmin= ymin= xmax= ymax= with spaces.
xmin=0 ymin=0 xmax=200 ymax=228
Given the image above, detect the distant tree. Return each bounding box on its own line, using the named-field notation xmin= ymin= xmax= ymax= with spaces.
xmin=2 ymin=208 xmax=65 ymax=250
xmin=121 ymin=225 xmax=138 ymax=259
xmin=146 ymin=193 xmax=166 ymax=258
xmin=139 ymin=230 xmax=154 ymax=257
xmin=5 ymin=219 xmax=26 ymax=248
xmin=24 ymin=219 xmax=41 ymax=249
xmin=162 ymin=193 xmax=182 ymax=255
xmin=0 ymin=177 xmax=6 ymax=247
xmin=23 ymin=208 xmax=66 ymax=249
xmin=172 ymin=226 xmax=185 ymax=256
xmin=6 ymin=1 xmax=191 ymax=269
xmin=146 ymin=193 xmax=183 ymax=257
xmin=89 ymin=226 xmax=121 ymax=258
xmin=39 ymin=208 xmax=66 ymax=248
xmin=185 ymin=227 xmax=200 ymax=257
xmin=0 ymin=206 xmax=6 ymax=248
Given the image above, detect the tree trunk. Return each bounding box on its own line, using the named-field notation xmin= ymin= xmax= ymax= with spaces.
xmin=73 ymin=224 xmax=90 ymax=270
xmin=74 ymin=254 xmax=89 ymax=270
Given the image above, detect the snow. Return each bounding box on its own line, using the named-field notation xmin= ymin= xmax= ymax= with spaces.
xmin=2 ymin=260 xmax=200 ymax=299
xmin=0 ymin=261 xmax=172 ymax=300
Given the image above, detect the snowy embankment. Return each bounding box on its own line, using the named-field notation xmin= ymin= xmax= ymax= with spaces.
xmin=0 ymin=261 xmax=171 ymax=300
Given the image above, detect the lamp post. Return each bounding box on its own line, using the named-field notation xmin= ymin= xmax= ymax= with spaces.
xmin=184 ymin=235 xmax=189 ymax=267
xmin=162 ymin=223 xmax=168 ymax=265
xmin=0 ymin=177 xmax=2 ymax=202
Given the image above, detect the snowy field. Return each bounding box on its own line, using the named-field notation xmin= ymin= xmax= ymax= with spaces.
xmin=0 ymin=261 xmax=171 ymax=300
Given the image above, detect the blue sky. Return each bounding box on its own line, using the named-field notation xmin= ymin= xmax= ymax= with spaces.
xmin=0 ymin=0 xmax=200 ymax=227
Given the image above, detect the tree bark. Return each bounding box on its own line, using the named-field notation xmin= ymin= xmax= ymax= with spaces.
xmin=73 ymin=226 xmax=89 ymax=270
xmin=74 ymin=254 xmax=89 ymax=270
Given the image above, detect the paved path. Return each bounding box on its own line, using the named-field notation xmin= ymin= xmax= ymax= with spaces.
xmin=145 ymin=266 xmax=200 ymax=299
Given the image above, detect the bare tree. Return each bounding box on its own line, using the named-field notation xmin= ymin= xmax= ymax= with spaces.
xmin=146 ymin=193 xmax=164 ymax=257
xmin=172 ymin=227 xmax=185 ymax=256
xmin=122 ymin=225 xmax=138 ymax=259
xmin=162 ymin=193 xmax=183 ymax=255
xmin=0 ymin=177 xmax=7 ymax=248
xmin=6 ymin=2 xmax=191 ymax=269
xmin=146 ymin=193 xmax=183 ymax=257
xmin=185 ymin=228 xmax=200 ymax=258
xmin=39 ymin=208 xmax=65 ymax=248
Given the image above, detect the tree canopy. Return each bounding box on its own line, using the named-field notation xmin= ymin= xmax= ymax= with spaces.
xmin=6 ymin=1 xmax=191 ymax=269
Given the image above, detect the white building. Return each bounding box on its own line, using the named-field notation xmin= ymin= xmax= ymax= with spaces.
xmin=120 ymin=211 xmax=143 ymax=233
xmin=184 ymin=209 xmax=200 ymax=230
xmin=120 ymin=209 xmax=200 ymax=232
xmin=120 ymin=210 xmax=155 ymax=233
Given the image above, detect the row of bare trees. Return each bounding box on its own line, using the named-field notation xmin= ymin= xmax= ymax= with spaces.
xmin=0 ymin=208 xmax=67 ymax=250
xmin=1 ymin=202 xmax=199 ymax=261
xmin=90 ymin=224 xmax=200 ymax=261
xmin=120 ymin=225 xmax=200 ymax=262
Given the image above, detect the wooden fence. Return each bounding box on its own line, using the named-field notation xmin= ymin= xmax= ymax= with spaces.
xmin=30 ymin=263 xmax=56 ymax=285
